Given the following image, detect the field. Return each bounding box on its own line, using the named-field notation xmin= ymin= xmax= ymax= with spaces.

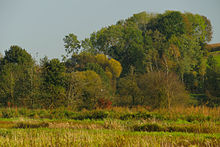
xmin=0 ymin=107 xmax=219 ymax=146
xmin=207 ymin=43 xmax=220 ymax=51
xmin=207 ymin=43 xmax=220 ymax=66
xmin=210 ymin=51 xmax=220 ymax=67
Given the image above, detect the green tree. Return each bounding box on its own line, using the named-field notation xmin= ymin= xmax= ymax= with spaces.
xmin=184 ymin=13 xmax=213 ymax=44
xmin=117 ymin=67 xmax=141 ymax=106
xmin=63 ymin=33 xmax=81 ymax=56
xmin=91 ymin=24 xmax=145 ymax=75
xmin=81 ymin=38 xmax=96 ymax=54
xmin=65 ymin=70 xmax=106 ymax=110
xmin=146 ymin=11 xmax=186 ymax=40
xmin=205 ymin=56 xmax=220 ymax=106
xmin=65 ymin=52 xmax=96 ymax=72
xmin=41 ymin=58 xmax=66 ymax=108
xmin=3 ymin=45 xmax=34 ymax=66
xmin=0 ymin=46 xmax=35 ymax=107
xmin=168 ymin=35 xmax=202 ymax=82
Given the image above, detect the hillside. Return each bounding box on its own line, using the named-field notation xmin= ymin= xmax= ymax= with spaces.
xmin=207 ymin=43 xmax=220 ymax=67
xmin=207 ymin=43 xmax=220 ymax=52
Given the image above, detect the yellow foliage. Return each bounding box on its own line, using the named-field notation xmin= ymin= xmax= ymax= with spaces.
xmin=169 ymin=44 xmax=180 ymax=58
xmin=95 ymin=54 xmax=108 ymax=66
xmin=108 ymin=58 xmax=122 ymax=78
xmin=105 ymin=70 xmax=112 ymax=80
xmin=95 ymin=54 xmax=122 ymax=78
xmin=73 ymin=70 xmax=102 ymax=85
xmin=192 ymin=71 xmax=197 ymax=77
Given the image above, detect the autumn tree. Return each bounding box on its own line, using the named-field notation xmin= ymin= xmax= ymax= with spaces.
xmin=65 ymin=70 xmax=107 ymax=110
xmin=137 ymin=71 xmax=189 ymax=109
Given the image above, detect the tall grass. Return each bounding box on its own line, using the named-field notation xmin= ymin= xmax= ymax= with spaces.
xmin=0 ymin=106 xmax=219 ymax=146
xmin=0 ymin=106 xmax=219 ymax=121
xmin=0 ymin=128 xmax=219 ymax=146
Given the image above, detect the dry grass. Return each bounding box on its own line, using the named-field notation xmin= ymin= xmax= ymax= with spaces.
xmin=156 ymin=106 xmax=220 ymax=119
xmin=0 ymin=106 xmax=218 ymax=146
xmin=207 ymin=43 xmax=220 ymax=52
xmin=207 ymin=43 xmax=220 ymax=48
xmin=0 ymin=128 xmax=219 ymax=147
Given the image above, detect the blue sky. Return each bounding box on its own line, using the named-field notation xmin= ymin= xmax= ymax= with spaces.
xmin=0 ymin=0 xmax=219 ymax=60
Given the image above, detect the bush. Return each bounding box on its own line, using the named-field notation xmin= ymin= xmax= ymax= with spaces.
xmin=120 ymin=112 xmax=153 ymax=120
xmin=15 ymin=122 xmax=49 ymax=128
xmin=1 ymin=109 xmax=18 ymax=118
xmin=133 ymin=123 xmax=164 ymax=132
xmin=73 ymin=110 xmax=109 ymax=120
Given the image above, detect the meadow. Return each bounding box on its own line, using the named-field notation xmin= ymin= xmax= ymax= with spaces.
xmin=211 ymin=51 xmax=220 ymax=67
xmin=0 ymin=106 xmax=219 ymax=146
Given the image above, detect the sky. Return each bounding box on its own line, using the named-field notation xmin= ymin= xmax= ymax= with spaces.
xmin=0 ymin=0 xmax=220 ymax=61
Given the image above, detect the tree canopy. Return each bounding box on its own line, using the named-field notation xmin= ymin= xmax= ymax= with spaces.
xmin=0 ymin=11 xmax=219 ymax=109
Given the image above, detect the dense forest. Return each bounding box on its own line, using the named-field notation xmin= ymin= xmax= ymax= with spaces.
xmin=0 ymin=11 xmax=219 ymax=110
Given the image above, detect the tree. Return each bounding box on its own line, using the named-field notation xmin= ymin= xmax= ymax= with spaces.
xmin=168 ymin=35 xmax=202 ymax=82
xmin=65 ymin=70 xmax=107 ymax=110
xmin=81 ymin=38 xmax=96 ymax=54
xmin=125 ymin=11 xmax=156 ymax=32
xmin=63 ymin=33 xmax=81 ymax=56
xmin=146 ymin=11 xmax=186 ymax=40
xmin=0 ymin=46 xmax=35 ymax=107
xmin=117 ymin=67 xmax=141 ymax=106
xmin=65 ymin=53 xmax=122 ymax=94
xmin=137 ymin=71 xmax=189 ymax=109
xmin=90 ymin=24 xmax=145 ymax=75
xmin=184 ymin=13 xmax=213 ymax=44
xmin=144 ymin=30 xmax=168 ymax=72
xmin=205 ymin=56 xmax=220 ymax=106
xmin=3 ymin=45 xmax=34 ymax=66
xmin=40 ymin=58 xmax=66 ymax=108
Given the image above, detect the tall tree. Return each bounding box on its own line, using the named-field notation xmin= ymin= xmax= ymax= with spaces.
xmin=63 ymin=33 xmax=81 ymax=56
xmin=65 ymin=70 xmax=105 ymax=110
xmin=205 ymin=56 xmax=220 ymax=106
xmin=91 ymin=24 xmax=145 ymax=75
xmin=41 ymin=58 xmax=66 ymax=108
xmin=0 ymin=46 xmax=35 ymax=107
xmin=137 ymin=71 xmax=189 ymax=109
xmin=146 ymin=11 xmax=186 ymax=40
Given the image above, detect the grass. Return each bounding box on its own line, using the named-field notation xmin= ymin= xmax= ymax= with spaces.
xmin=0 ymin=128 xmax=219 ymax=146
xmin=0 ymin=106 xmax=219 ymax=146
xmin=207 ymin=43 xmax=220 ymax=67
xmin=212 ymin=51 xmax=220 ymax=67
xmin=207 ymin=43 xmax=220 ymax=52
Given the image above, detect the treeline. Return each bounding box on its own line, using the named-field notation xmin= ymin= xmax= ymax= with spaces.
xmin=0 ymin=11 xmax=219 ymax=109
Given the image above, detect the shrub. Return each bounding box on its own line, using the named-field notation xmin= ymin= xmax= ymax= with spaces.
xmin=133 ymin=123 xmax=164 ymax=132
xmin=120 ymin=112 xmax=153 ymax=120
xmin=73 ymin=110 xmax=109 ymax=120
xmin=15 ymin=122 xmax=49 ymax=128
xmin=1 ymin=109 xmax=18 ymax=118
xmin=97 ymin=98 xmax=112 ymax=109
